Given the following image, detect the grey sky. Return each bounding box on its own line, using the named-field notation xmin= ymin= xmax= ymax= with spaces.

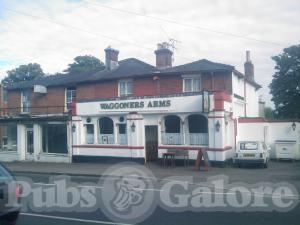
xmin=0 ymin=0 xmax=300 ymax=107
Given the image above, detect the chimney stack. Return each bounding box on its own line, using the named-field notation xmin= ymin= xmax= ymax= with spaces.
xmin=244 ymin=50 xmax=254 ymax=81
xmin=154 ymin=42 xmax=173 ymax=69
xmin=104 ymin=46 xmax=119 ymax=70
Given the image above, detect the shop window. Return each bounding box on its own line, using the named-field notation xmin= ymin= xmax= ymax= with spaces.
xmin=85 ymin=124 xmax=94 ymax=144
xmin=66 ymin=87 xmax=76 ymax=109
xmin=183 ymin=76 xmax=201 ymax=92
xmin=188 ymin=114 xmax=208 ymax=133
xmin=164 ymin=115 xmax=181 ymax=133
xmin=0 ymin=124 xmax=17 ymax=151
xmin=42 ymin=124 xmax=68 ymax=154
xmin=99 ymin=117 xmax=114 ymax=144
xmin=22 ymin=90 xmax=32 ymax=113
xmin=119 ymin=80 xmax=133 ymax=97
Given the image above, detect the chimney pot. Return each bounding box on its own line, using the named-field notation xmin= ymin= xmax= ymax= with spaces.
xmin=154 ymin=42 xmax=173 ymax=69
xmin=246 ymin=50 xmax=251 ymax=62
xmin=244 ymin=50 xmax=254 ymax=82
xmin=104 ymin=46 xmax=119 ymax=70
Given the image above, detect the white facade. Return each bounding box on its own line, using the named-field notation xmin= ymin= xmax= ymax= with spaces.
xmin=72 ymin=92 xmax=238 ymax=164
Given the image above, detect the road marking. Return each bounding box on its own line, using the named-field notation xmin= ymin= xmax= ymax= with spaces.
xmin=20 ymin=212 xmax=133 ymax=225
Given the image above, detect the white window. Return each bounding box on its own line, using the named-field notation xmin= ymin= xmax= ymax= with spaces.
xmin=66 ymin=87 xmax=76 ymax=104
xmin=22 ymin=90 xmax=31 ymax=113
xmin=183 ymin=76 xmax=201 ymax=92
xmin=85 ymin=124 xmax=94 ymax=144
xmin=118 ymin=80 xmax=133 ymax=97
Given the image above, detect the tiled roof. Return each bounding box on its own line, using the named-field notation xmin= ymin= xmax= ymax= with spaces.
xmin=6 ymin=58 xmax=261 ymax=90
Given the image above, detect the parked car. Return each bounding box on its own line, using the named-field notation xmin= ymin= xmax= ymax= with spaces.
xmin=0 ymin=163 xmax=22 ymax=225
xmin=234 ymin=141 xmax=270 ymax=168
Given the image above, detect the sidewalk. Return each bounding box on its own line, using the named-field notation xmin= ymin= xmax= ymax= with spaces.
xmin=2 ymin=161 xmax=211 ymax=180
xmin=3 ymin=160 xmax=297 ymax=185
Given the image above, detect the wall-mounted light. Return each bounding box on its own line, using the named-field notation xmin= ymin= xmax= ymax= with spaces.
xmin=225 ymin=116 xmax=228 ymax=125
xmin=215 ymin=121 xmax=221 ymax=132
xmin=72 ymin=124 xmax=76 ymax=133
xmin=131 ymin=122 xmax=136 ymax=132
xmin=292 ymin=122 xmax=296 ymax=131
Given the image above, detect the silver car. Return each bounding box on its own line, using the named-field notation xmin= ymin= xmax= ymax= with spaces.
xmin=0 ymin=163 xmax=21 ymax=225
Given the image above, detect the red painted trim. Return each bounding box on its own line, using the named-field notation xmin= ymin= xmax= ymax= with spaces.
xmin=158 ymin=146 xmax=232 ymax=152
xmin=71 ymin=102 xmax=77 ymax=116
xmin=73 ymin=145 xmax=144 ymax=149
xmin=238 ymin=117 xmax=300 ymax=123
xmin=214 ymin=100 xmax=224 ymax=110
xmin=127 ymin=118 xmax=143 ymax=120
xmin=214 ymin=91 xmax=232 ymax=102
xmin=244 ymin=79 xmax=247 ymax=116
xmin=238 ymin=117 xmax=266 ymax=123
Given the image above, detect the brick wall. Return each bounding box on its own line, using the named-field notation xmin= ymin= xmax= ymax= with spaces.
xmin=31 ymin=87 xmax=66 ymax=114
xmin=158 ymin=75 xmax=182 ymax=95
xmin=6 ymin=87 xmax=66 ymax=115
xmin=77 ymin=81 xmax=118 ymax=101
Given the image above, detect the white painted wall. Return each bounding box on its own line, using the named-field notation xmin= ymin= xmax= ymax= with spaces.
xmin=237 ymin=122 xmax=300 ymax=158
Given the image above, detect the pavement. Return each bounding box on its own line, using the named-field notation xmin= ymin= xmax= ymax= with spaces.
xmin=3 ymin=160 xmax=300 ymax=186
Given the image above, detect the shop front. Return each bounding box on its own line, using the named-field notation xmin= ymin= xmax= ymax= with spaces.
xmin=0 ymin=116 xmax=71 ymax=163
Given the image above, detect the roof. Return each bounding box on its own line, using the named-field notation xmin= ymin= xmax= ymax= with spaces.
xmin=5 ymin=58 xmax=260 ymax=90
xmin=161 ymin=59 xmax=234 ymax=73
xmin=6 ymin=58 xmax=158 ymax=90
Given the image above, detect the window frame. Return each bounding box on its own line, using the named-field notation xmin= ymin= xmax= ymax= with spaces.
xmin=21 ymin=89 xmax=32 ymax=113
xmin=182 ymin=75 xmax=202 ymax=93
xmin=118 ymin=79 xmax=133 ymax=97
xmin=66 ymin=87 xmax=77 ymax=104
xmin=85 ymin=123 xmax=95 ymax=144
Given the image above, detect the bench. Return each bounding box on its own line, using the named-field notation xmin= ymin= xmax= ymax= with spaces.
xmin=162 ymin=149 xmax=189 ymax=167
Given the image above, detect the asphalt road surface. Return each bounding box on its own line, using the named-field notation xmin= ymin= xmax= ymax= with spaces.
xmin=12 ymin=161 xmax=300 ymax=225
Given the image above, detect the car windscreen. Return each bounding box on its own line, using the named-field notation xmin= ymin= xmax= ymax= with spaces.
xmin=0 ymin=164 xmax=13 ymax=180
xmin=240 ymin=142 xmax=258 ymax=150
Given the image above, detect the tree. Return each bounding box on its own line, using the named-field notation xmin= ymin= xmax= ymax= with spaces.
xmin=64 ymin=55 xmax=105 ymax=74
xmin=1 ymin=63 xmax=45 ymax=86
xmin=264 ymin=107 xmax=276 ymax=119
xmin=269 ymin=44 xmax=300 ymax=119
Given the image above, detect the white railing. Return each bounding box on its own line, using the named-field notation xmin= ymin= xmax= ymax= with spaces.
xmin=162 ymin=133 xmax=183 ymax=145
xmin=118 ymin=134 xmax=127 ymax=145
xmin=98 ymin=134 xmax=114 ymax=144
xmin=186 ymin=133 xmax=208 ymax=146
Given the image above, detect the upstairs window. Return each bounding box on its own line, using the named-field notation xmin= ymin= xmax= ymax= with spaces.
xmin=66 ymin=87 xmax=76 ymax=109
xmin=183 ymin=76 xmax=201 ymax=92
xmin=119 ymin=80 xmax=133 ymax=97
xmin=21 ymin=90 xmax=32 ymax=113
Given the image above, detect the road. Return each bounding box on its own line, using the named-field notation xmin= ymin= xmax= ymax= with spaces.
xmin=11 ymin=162 xmax=300 ymax=225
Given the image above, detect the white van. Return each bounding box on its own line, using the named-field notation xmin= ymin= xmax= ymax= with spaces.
xmin=234 ymin=141 xmax=270 ymax=168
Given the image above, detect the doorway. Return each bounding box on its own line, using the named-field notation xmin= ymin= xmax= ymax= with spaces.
xmin=145 ymin=126 xmax=158 ymax=162
xmin=25 ymin=125 xmax=34 ymax=159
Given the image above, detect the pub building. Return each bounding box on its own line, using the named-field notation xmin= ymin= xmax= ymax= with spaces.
xmin=0 ymin=43 xmax=274 ymax=165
